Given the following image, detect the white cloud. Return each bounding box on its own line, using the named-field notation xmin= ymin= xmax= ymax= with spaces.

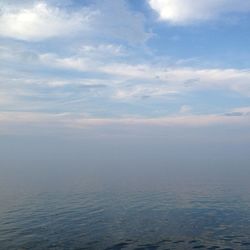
xmin=113 ymin=85 xmax=178 ymax=100
xmin=111 ymin=66 xmax=250 ymax=97
xmin=79 ymin=44 xmax=125 ymax=57
xmin=0 ymin=2 xmax=93 ymax=41
xmin=2 ymin=41 xmax=250 ymax=101
xmin=0 ymin=0 xmax=150 ymax=43
xmin=148 ymin=0 xmax=250 ymax=24
xmin=39 ymin=53 xmax=93 ymax=72
xmin=41 ymin=55 xmax=249 ymax=98
xmin=39 ymin=53 xmax=250 ymax=96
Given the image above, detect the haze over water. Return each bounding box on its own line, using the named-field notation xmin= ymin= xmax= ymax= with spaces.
xmin=1 ymin=128 xmax=250 ymax=250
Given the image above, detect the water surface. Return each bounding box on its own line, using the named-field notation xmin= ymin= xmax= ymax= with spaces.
xmin=1 ymin=135 xmax=250 ymax=249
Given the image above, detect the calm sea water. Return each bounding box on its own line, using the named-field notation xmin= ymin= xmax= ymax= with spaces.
xmin=1 ymin=171 xmax=250 ymax=250
xmin=1 ymin=136 xmax=250 ymax=249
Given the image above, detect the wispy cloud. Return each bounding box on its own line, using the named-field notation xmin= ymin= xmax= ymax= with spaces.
xmin=0 ymin=107 xmax=250 ymax=133
xmin=37 ymin=53 xmax=250 ymax=96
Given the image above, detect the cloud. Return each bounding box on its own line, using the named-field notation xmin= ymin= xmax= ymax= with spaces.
xmin=38 ymin=52 xmax=250 ymax=96
xmin=113 ymin=85 xmax=178 ymax=100
xmin=1 ymin=41 xmax=250 ymax=117
xmin=148 ymin=0 xmax=250 ymax=24
xmin=39 ymin=53 xmax=93 ymax=72
xmin=79 ymin=44 xmax=125 ymax=57
xmin=0 ymin=110 xmax=249 ymax=134
xmin=0 ymin=2 xmax=94 ymax=41
xmin=0 ymin=0 xmax=150 ymax=43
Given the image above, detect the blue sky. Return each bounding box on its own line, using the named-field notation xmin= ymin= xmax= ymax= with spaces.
xmin=0 ymin=0 xmax=250 ymax=133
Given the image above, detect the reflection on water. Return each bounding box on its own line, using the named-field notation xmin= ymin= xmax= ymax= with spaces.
xmin=1 ymin=179 xmax=250 ymax=250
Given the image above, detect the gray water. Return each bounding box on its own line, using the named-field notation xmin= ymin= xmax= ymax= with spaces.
xmin=1 ymin=133 xmax=250 ymax=250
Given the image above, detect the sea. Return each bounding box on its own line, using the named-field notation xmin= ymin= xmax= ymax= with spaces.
xmin=1 ymin=135 xmax=250 ymax=249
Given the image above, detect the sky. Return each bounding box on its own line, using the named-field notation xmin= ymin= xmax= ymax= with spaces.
xmin=0 ymin=0 xmax=250 ymax=136
xmin=1 ymin=0 xmax=250 ymax=198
